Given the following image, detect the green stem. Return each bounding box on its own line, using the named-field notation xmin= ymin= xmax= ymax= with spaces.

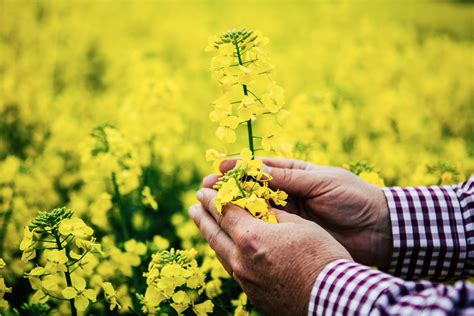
xmin=234 ymin=38 xmax=255 ymax=159
xmin=111 ymin=172 xmax=130 ymax=241
xmin=54 ymin=233 xmax=77 ymax=316
xmin=0 ymin=205 xmax=13 ymax=257
xmin=233 ymin=175 xmax=246 ymax=197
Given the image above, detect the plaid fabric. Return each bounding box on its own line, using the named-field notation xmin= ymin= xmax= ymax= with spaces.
xmin=309 ymin=260 xmax=474 ymax=316
xmin=383 ymin=176 xmax=473 ymax=280
xmin=308 ymin=176 xmax=474 ymax=315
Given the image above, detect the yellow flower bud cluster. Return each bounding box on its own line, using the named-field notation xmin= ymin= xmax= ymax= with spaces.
xmin=20 ymin=207 xmax=120 ymax=313
xmin=210 ymin=148 xmax=287 ymax=224
xmin=206 ymin=29 xmax=289 ymax=223
xmin=206 ymin=29 xmax=289 ymax=150
xmin=139 ymin=248 xmax=214 ymax=315
xmin=82 ymin=125 xmax=142 ymax=195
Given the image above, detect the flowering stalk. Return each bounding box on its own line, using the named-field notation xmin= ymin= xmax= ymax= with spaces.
xmin=52 ymin=228 xmax=77 ymax=316
xmin=20 ymin=207 xmax=105 ymax=314
xmin=205 ymin=29 xmax=289 ymax=223
xmin=88 ymin=125 xmax=140 ymax=242
xmin=111 ymin=171 xmax=130 ymax=241
xmin=233 ymin=36 xmax=256 ymax=157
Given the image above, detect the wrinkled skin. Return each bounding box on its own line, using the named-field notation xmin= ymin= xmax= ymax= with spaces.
xmin=203 ymin=158 xmax=392 ymax=269
xmin=192 ymin=157 xmax=392 ymax=315
xmin=190 ymin=190 xmax=352 ymax=315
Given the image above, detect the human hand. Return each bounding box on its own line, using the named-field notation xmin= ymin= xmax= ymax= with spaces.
xmin=189 ymin=188 xmax=352 ymax=316
xmin=203 ymin=158 xmax=392 ymax=269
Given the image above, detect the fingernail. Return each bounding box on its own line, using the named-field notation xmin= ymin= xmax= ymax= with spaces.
xmin=262 ymin=164 xmax=271 ymax=174
xmin=196 ymin=189 xmax=204 ymax=201
xmin=189 ymin=205 xmax=198 ymax=218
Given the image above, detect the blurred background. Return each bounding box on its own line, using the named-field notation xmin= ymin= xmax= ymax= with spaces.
xmin=0 ymin=0 xmax=473 ymax=313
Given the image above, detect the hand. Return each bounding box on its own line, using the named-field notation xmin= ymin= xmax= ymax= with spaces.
xmin=203 ymin=158 xmax=392 ymax=269
xmin=189 ymin=189 xmax=352 ymax=316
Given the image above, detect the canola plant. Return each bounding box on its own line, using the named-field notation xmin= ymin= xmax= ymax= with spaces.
xmin=0 ymin=0 xmax=473 ymax=315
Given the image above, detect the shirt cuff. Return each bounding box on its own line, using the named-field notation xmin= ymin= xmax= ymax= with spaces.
xmin=308 ymin=260 xmax=402 ymax=316
xmin=383 ymin=185 xmax=468 ymax=280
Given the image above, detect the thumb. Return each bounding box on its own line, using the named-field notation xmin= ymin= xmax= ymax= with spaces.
xmin=265 ymin=165 xmax=318 ymax=197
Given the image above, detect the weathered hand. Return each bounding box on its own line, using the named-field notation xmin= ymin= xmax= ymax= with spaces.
xmin=189 ymin=188 xmax=352 ymax=316
xmin=203 ymin=158 xmax=392 ymax=269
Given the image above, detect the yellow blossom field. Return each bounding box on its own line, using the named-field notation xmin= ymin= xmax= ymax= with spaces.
xmin=0 ymin=0 xmax=473 ymax=315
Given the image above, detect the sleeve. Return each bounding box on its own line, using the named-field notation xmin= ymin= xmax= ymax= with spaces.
xmin=382 ymin=175 xmax=474 ymax=280
xmin=308 ymin=259 xmax=474 ymax=316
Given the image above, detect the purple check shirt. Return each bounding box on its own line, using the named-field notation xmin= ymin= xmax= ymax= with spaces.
xmin=309 ymin=176 xmax=474 ymax=315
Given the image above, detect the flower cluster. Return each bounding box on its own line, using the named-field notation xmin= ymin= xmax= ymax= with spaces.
xmin=21 ymin=207 xmax=119 ymax=314
xmin=206 ymin=29 xmax=288 ymax=150
xmin=139 ymin=248 xmax=213 ymax=315
xmin=83 ymin=124 xmax=142 ymax=196
xmin=206 ymin=29 xmax=289 ymax=223
xmin=212 ymin=148 xmax=287 ymax=223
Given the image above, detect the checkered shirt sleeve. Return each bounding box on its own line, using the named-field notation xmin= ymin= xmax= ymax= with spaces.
xmin=308 ymin=260 xmax=474 ymax=315
xmin=308 ymin=176 xmax=474 ymax=315
xmin=383 ymin=175 xmax=473 ymax=280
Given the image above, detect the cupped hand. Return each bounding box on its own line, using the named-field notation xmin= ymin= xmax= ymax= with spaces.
xmin=203 ymin=158 xmax=392 ymax=269
xmin=189 ymin=189 xmax=352 ymax=316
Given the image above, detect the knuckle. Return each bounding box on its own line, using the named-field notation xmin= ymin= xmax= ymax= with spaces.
xmin=231 ymin=261 xmax=246 ymax=280
xmin=234 ymin=229 xmax=258 ymax=252
xmin=281 ymin=168 xmax=294 ymax=183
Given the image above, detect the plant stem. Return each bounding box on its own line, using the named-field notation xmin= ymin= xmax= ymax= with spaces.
xmin=111 ymin=172 xmax=130 ymax=241
xmin=54 ymin=233 xmax=77 ymax=316
xmin=234 ymin=38 xmax=255 ymax=159
xmin=0 ymin=204 xmax=13 ymax=257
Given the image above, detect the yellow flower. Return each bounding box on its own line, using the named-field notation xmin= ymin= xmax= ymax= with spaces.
xmin=19 ymin=226 xmax=35 ymax=251
xmin=269 ymin=190 xmax=288 ymax=207
xmin=102 ymin=282 xmax=121 ymax=311
xmin=216 ymin=126 xmax=237 ymax=143
xmin=61 ymin=276 xmax=97 ymax=312
xmin=193 ymin=300 xmax=214 ymax=316
xmin=124 ymin=239 xmax=147 ymax=256
xmin=205 ymin=279 xmax=222 ymax=298
xmin=152 ymin=235 xmax=170 ymax=250
xmin=58 ymin=218 xmax=93 ymax=238
xmin=25 ymin=266 xmax=46 ymax=290
xmin=232 ymin=292 xmax=249 ymax=316
xmin=359 ymin=171 xmax=385 ymax=187
xmin=142 ymin=186 xmax=158 ymax=211
xmin=205 ymin=149 xmax=226 ymax=173
xmin=215 ymin=177 xmax=241 ymax=212
xmin=171 ymin=290 xmax=191 ymax=314
xmin=76 ymin=238 xmax=103 ymax=254
xmin=241 ymin=195 xmax=267 ymax=218
xmin=44 ymin=249 xmax=68 ymax=273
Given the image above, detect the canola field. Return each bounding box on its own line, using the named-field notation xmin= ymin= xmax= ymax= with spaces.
xmin=0 ymin=0 xmax=473 ymax=315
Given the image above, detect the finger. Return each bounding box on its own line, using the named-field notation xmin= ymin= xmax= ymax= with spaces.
xmin=188 ymin=204 xmax=236 ymax=267
xmin=219 ymin=159 xmax=238 ymax=174
xmin=270 ymin=207 xmax=304 ymax=224
xmin=196 ymin=188 xmax=259 ymax=240
xmin=265 ymin=166 xmax=319 ymax=197
xmin=202 ymin=174 xmax=220 ymax=188
xmin=261 ymin=157 xmax=316 ymax=171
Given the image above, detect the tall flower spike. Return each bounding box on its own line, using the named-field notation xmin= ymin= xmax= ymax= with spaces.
xmin=206 ymin=29 xmax=289 ymax=223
